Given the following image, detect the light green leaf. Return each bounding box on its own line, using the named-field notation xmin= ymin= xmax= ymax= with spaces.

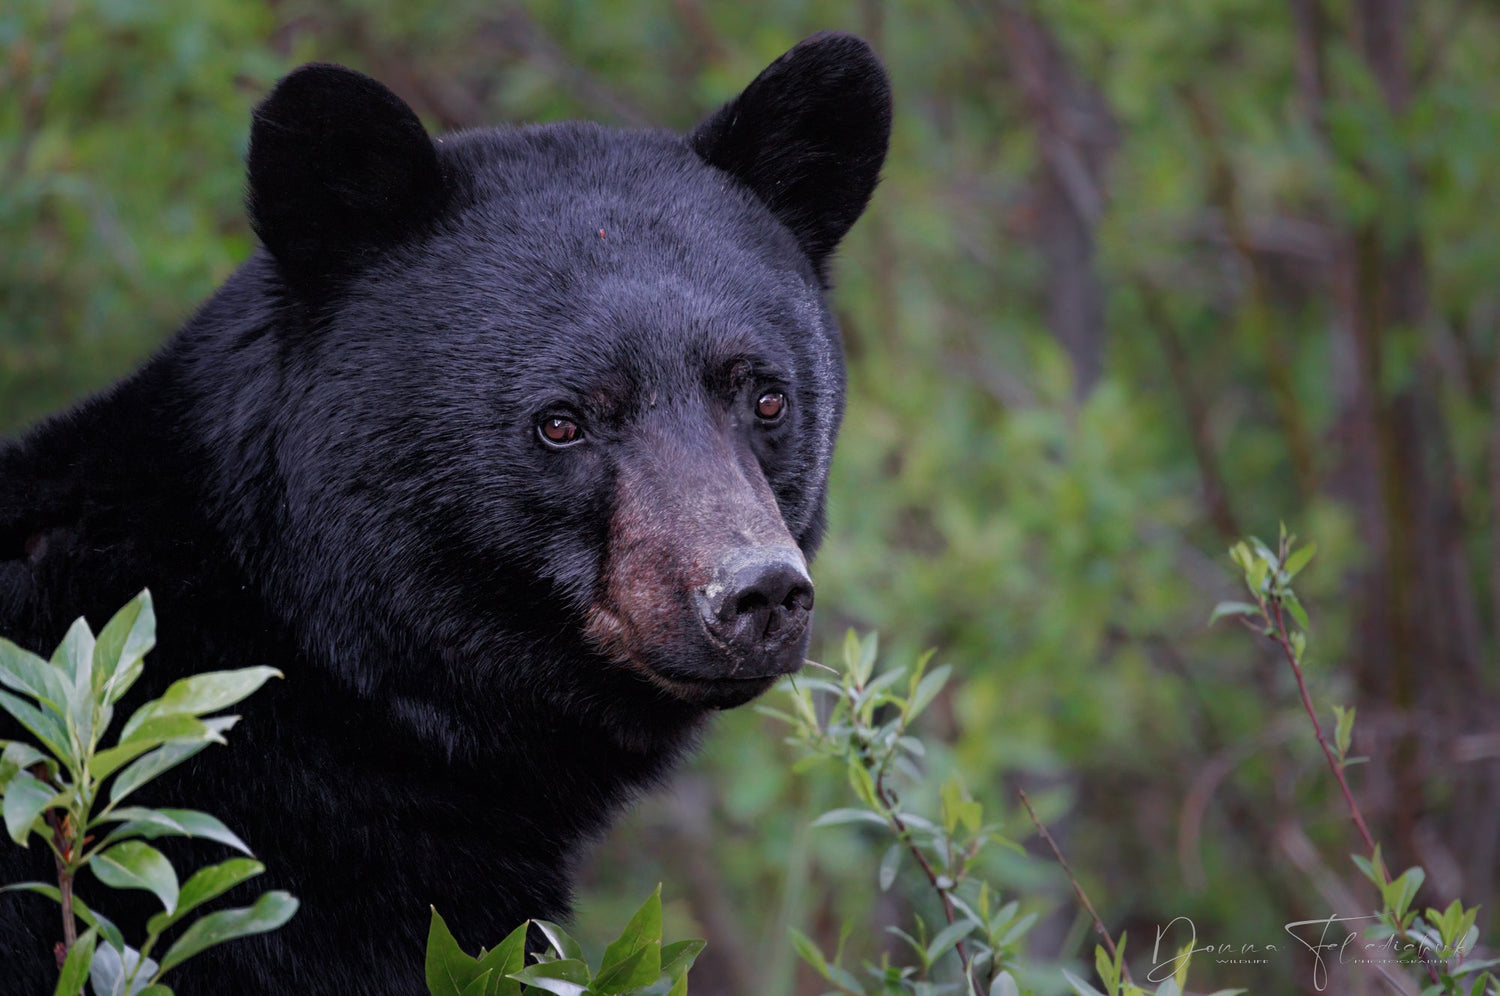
xmin=93 ymin=591 xmax=155 ymax=705
xmin=924 ymin=919 xmax=979 ymax=965
xmin=156 ymin=890 xmax=298 ymax=975
xmin=990 ymin=971 xmax=1020 ymax=996
xmin=810 ymin=808 xmax=888 ymax=829
xmin=93 ymin=841 xmax=180 ymax=914
xmin=0 ymin=740 xmax=53 ymax=793
xmin=1333 ymin=706 xmax=1355 ymax=760
xmin=1284 ymin=542 xmax=1317 ymax=579
xmin=93 ymin=717 xmax=219 ymax=781
xmin=0 ymin=638 xmax=71 ymax=712
xmin=506 ymin=959 xmax=591 ymax=996
xmin=908 ymin=664 xmax=952 ymax=717
xmin=109 ymin=734 xmax=226 ymax=807
xmin=53 ymin=617 xmax=97 ymax=752
xmin=121 ymin=667 xmax=279 ymax=740
xmin=0 ymin=689 xmax=73 ymax=762
xmin=99 ymin=807 xmax=250 ymax=856
xmin=1208 ymin=601 xmax=1260 ymax=625
xmin=533 ymin=920 xmax=584 ymax=962
xmin=4 ymin=769 xmax=59 ymax=845
xmin=54 ymin=927 xmax=97 ymax=996
xmin=147 ymin=858 xmax=264 ymax=935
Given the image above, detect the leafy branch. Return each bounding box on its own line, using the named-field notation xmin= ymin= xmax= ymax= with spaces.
xmin=1 ymin=591 xmax=296 ymax=995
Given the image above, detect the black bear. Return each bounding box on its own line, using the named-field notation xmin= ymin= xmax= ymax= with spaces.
xmin=0 ymin=31 xmax=889 ymax=995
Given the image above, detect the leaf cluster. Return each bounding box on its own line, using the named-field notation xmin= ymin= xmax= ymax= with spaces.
xmin=0 ymin=591 xmax=296 ymax=995
xmin=426 ymin=885 xmax=704 ymax=996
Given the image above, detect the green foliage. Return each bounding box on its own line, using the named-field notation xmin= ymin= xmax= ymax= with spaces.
xmin=770 ymin=632 xmax=1036 ymax=995
xmin=426 ymin=886 xmax=704 ymax=996
xmin=0 ymin=591 xmax=296 ymax=995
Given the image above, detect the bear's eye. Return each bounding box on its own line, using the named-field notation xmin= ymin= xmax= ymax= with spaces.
xmin=538 ymin=417 xmax=582 ymax=448
xmin=755 ymin=391 xmax=787 ymax=423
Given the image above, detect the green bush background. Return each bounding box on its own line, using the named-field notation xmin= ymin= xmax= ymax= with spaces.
xmin=4 ymin=1 xmax=1497 ymax=992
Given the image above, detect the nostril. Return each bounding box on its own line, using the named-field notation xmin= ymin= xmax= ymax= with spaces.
xmin=700 ymin=549 xmax=815 ymax=649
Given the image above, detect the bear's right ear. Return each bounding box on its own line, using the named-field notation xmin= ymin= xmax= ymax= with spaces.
xmin=247 ymin=64 xmax=447 ymax=285
xmin=690 ymin=32 xmax=892 ymax=283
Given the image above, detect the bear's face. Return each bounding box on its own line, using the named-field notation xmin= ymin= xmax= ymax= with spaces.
xmin=204 ymin=36 xmax=890 ymax=725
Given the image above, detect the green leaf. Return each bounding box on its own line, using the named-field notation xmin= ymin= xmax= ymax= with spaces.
xmin=1283 ymin=542 xmax=1317 ymax=579
xmin=1283 ymin=592 xmax=1311 ymax=631
xmin=147 ymin=858 xmax=265 ymax=935
xmin=100 ymin=808 xmax=251 ymax=855
xmin=425 ymin=907 xmax=484 ymax=996
xmin=0 ymin=637 xmax=71 ymax=712
xmin=457 ymin=971 xmax=491 ymax=996
xmin=506 ymin=959 xmax=591 ymax=996
xmin=93 ymin=591 xmax=155 ymax=705
xmin=0 ymin=740 xmax=53 ymax=793
xmin=533 ymin=920 xmax=584 ymax=962
xmin=908 ymin=664 xmax=952 ymax=717
xmin=89 ymin=939 xmax=159 ymax=996
xmin=1333 ymin=706 xmax=1355 ymax=760
xmin=591 ymin=947 xmax=650 ymax=994
xmin=810 ymin=808 xmax=888 ymax=829
xmin=990 ymin=971 xmax=1020 ymax=996
xmin=924 ymin=919 xmax=979 ymax=965
xmin=54 ymin=927 xmax=97 ymax=996
xmin=93 ymin=717 xmax=220 ymax=781
xmin=0 ymin=689 xmax=73 ymax=762
xmin=120 ymin=667 xmax=279 ymax=740
xmin=474 ymin=921 xmax=528 ymax=996
xmin=156 ymin=890 xmax=298 ymax=975
xmin=598 ymin=885 xmax=662 ymax=989
xmin=658 ymin=939 xmax=706 ymax=982
xmin=789 ymin=927 xmax=831 ymax=979
xmin=4 ymin=769 xmax=59 ymax=845
xmin=1208 ymin=601 xmax=1260 ymax=625
xmin=2 ymin=882 xmax=126 ymax=951
xmin=109 ymin=734 xmax=224 ymax=806
xmin=53 ymin=617 xmax=97 ymax=752
xmin=94 ymin=841 xmax=179 ymax=914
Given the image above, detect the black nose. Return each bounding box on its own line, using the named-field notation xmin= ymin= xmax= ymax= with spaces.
xmin=698 ymin=549 xmax=814 ymax=657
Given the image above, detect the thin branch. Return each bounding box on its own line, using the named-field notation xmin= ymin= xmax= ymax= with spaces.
xmin=1018 ymin=788 xmax=1132 ymax=986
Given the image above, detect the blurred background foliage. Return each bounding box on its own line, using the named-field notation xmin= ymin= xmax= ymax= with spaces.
xmin=3 ymin=0 xmax=1498 ymax=992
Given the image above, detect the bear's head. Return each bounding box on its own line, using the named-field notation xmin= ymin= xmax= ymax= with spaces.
xmin=189 ymin=34 xmax=890 ymax=748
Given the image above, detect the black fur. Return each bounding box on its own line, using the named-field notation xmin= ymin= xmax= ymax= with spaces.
xmin=1 ymin=33 xmax=889 ymax=994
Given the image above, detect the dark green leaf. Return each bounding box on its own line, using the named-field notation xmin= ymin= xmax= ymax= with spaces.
xmin=598 ymin=884 xmax=662 ymax=988
xmin=425 ymin=907 xmax=483 ymax=996
xmin=156 ymin=890 xmax=298 ymax=975
xmin=474 ymin=921 xmax=528 ymax=996
xmin=658 ymin=939 xmax=706 ymax=982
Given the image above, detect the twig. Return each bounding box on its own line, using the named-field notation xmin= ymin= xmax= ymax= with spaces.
xmin=1018 ymin=788 xmax=1132 ymax=986
xmin=877 ymin=769 xmax=980 ymax=995
xmin=1263 ymin=595 xmax=1442 ymax=986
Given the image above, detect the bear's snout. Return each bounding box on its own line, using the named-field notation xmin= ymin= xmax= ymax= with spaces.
xmin=695 ymin=548 xmax=813 ymax=671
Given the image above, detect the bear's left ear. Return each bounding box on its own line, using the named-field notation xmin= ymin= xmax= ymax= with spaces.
xmin=247 ymin=64 xmax=448 ymax=285
xmin=690 ymin=32 xmax=892 ymax=282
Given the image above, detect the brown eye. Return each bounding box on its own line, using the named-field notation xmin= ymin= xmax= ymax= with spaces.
xmin=755 ymin=391 xmax=787 ymax=423
xmin=538 ymin=417 xmax=581 ymax=447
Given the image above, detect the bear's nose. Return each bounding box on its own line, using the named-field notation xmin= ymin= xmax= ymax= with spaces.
xmin=697 ymin=549 xmax=814 ymax=661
